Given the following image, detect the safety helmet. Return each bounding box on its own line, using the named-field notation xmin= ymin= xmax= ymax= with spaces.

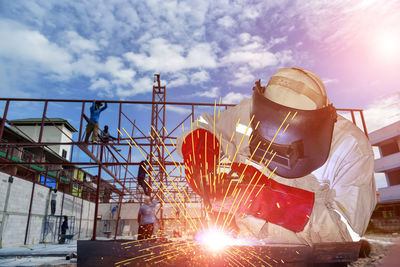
xmin=249 ymin=67 xmax=337 ymax=178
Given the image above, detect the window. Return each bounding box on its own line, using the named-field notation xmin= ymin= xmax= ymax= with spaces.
xmin=380 ymin=141 xmax=400 ymax=157
xmin=40 ymin=175 xmax=56 ymax=189
xmin=387 ymin=169 xmax=400 ymax=186
xmin=62 ymin=149 xmax=67 ymax=159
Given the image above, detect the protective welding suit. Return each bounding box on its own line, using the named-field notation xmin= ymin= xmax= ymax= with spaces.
xmin=177 ymin=67 xmax=376 ymax=245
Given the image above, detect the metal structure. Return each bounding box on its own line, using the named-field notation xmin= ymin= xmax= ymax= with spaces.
xmin=0 ymin=74 xmax=370 ymax=241
xmin=41 ymin=215 xmax=75 ymax=243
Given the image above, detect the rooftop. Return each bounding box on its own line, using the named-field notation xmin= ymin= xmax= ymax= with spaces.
xmin=9 ymin=118 xmax=78 ymax=133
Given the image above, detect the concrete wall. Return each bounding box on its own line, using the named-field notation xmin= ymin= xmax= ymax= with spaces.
xmin=379 ymin=184 xmax=400 ymax=203
xmin=95 ymin=202 xmax=203 ymax=239
xmin=0 ymin=172 xmax=95 ymax=248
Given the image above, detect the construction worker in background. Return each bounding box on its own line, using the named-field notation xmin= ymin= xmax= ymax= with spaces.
xmin=177 ymin=67 xmax=376 ymax=245
xmin=84 ymin=100 xmax=107 ymax=143
xmin=50 ymin=188 xmax=57 ymax=215
xmin=100 ymin=125 xmax=121 ymax=152
xmin=137 ymin=195 xmax=159 ymax=240
xmin=137 ymin=159 xmax=151 ymax=196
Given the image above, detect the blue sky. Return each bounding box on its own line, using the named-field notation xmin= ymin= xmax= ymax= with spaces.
xmin=1 ymin=0 xmax=400 ymax=188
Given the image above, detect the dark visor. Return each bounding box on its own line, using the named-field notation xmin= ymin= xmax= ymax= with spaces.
xmin=250 ymin=82 xmax=337 ymax=178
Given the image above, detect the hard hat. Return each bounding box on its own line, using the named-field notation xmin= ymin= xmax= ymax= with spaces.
xmin=250 ymin=67 xmax=337 ymax=178
xmin=263 ymin=67 xmax=328 ymax=109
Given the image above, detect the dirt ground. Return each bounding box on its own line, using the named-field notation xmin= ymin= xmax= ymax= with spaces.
xmin=349 ymin=233 xmax=400 ymax=266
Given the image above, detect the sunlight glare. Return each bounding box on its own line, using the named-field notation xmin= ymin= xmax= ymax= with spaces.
xmin=377 ymin=31 xmax=400 ymax=59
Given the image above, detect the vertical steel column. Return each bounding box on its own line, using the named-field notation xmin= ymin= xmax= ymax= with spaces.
xmin=60 ymin=191 xmax=65 ymax=216
xmin=0 ymin=176 xmax=13 ymax=248
xmin=191 ymin=104 xmax=194 ymax=123
xmin=78 ymin=196 xmax=84 ymax=239
xmin=149 ymin=74 xmax=166 ymax=231
xmin=360 ymin=110 xmax=369 ymax=139
xmin=113 ymin=195 xmax=123 ymax=240
xmin=0 ymin=100 xmax=10 ymax=141
xmin=24 ymin=181 xmax=36 ymax=245
xmin=118 ymin=103 xmax=122 ymax=144
xmin=160 ymin=76 xmax=166 ymax=233
xmin=92 ymin=143 xmax=104 ymax=240
xmin=78 ymin=102 xmax=86 ymax=142
xmin=350 ymin=111 xmax=356 ymax=125
xmin=38 ymin=101 xmax=48 ymax=143
xmin=114 ymin=144 xmax=131 ymax=240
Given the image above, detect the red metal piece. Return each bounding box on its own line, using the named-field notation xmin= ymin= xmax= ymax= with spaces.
xmin=24 ymin=181 xmax=35 ymax=245
xmin=92 ymin=143 xmax=104 ymax=240
xmin=78 ymin=196 xmax=84 ymax=239
xmin=360 ymin=110 xmax=369 ymax=139
xmin=0 ymin=100 xmax=9 ymax=141
xmin=38 ymin=101 xmax=48 ymax=143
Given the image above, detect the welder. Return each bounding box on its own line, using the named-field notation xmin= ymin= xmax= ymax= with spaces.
xmin=177 ymin=67 xmax=376 ymax=245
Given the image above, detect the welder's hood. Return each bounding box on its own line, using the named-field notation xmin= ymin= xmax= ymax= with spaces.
xmin=250 ymin=84 xmax=337 ymax=178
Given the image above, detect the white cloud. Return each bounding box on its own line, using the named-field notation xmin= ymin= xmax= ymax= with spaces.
xmin=322 ymin=78 xmax=339 ymax=85
xmin=228 ymin=66 xmax=255 ymax=87
xmin=72 ymin=54 xmax=102 ymax=77
xmin=167 ymin=73 xmax=188 ymax=88
xmin=0 ymin=19 xmax=72 ymax=78
xmin=266 ymin=36 xmax=287 ymax=49
xmin=114 ymin=5 xmax=140 ymax=28
xmin=104 ymin=57 xmax=136 ymax=85
xmin=186 ymin=43 xmax=217 ymax=69
xmin=222 ymin=92 xmax=251 ymax=104
xmin=190 ymin=70 xmax=210 ymax=84
xmin=220 ymin=34 xmax=291 ymax=77
xmin=89 ymin=77 xmax=113 ymax=97
xmin=221 ymin=49 xmax=278 ymax=69
xmin=89 ymin=77 xmax=111 ymax=91
xmin=166 ymin=105 xmax=192 ymax=115
xmin=339 ymin=92 xmax=400 ymax=134
xmin=217 ymin=16 xmax=235 ymax=28
xmin=363 ymin=93 xmax=400 ymax=132
xmin=194 ymin=87 xmax=219 ymax=98
xmin=124 ymin=38 xmax=217 ymax=73
xmin=116 ymin=76 xmax=153 ymax=98
xmin=294 ymin=0 xmax=400 ymax=54
xmin=240 ymin=6 xmax=261 ymax=21
xmin=238 ymin=33 xmax=252 ymax=44
xmin=65 ymin=31 xmax=100 ymax=53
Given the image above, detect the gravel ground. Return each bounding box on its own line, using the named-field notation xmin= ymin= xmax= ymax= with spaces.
xmin=0 ymin=234 xmax=398 ymax=266
xmin=349 ymin=233 xmax=400 ymax=266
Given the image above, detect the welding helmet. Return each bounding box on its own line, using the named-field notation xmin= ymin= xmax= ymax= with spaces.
xmin=249 ymin=67 xmax=337 ymax=178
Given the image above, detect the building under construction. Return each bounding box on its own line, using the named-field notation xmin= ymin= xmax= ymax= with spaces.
xmin=0 ymin=74 xmax=379 ymax=266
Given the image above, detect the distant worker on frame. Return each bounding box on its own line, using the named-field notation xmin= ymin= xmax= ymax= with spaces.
xmin=177 ymin=67 xmax=376 ymax=245
xmin=100 ymin=125 xmax=121 ymax=152
xmin=84 ymin=100 xmax=107 ymax=143
xmin=137 ymin=159 xmax=151 ymax=196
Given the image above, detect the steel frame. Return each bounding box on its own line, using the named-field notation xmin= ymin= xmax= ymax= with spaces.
xmin=0 ymin=75 xmax=369 ymax=240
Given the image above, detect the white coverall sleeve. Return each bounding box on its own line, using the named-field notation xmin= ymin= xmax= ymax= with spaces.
xmin=328 ymin=134 xmax=376 ymax=236
xmin=303 ymin=118 xmax=376 ymax=242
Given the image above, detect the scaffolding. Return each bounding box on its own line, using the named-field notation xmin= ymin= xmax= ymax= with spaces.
xmin=41 ymin=215 xmax=75 ymax=244
xmin=0 ymin=74 xmax=369 ymax=241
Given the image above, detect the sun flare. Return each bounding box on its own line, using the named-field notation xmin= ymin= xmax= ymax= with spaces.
xmin=377 ymin=31 xmax=400 ymax=59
